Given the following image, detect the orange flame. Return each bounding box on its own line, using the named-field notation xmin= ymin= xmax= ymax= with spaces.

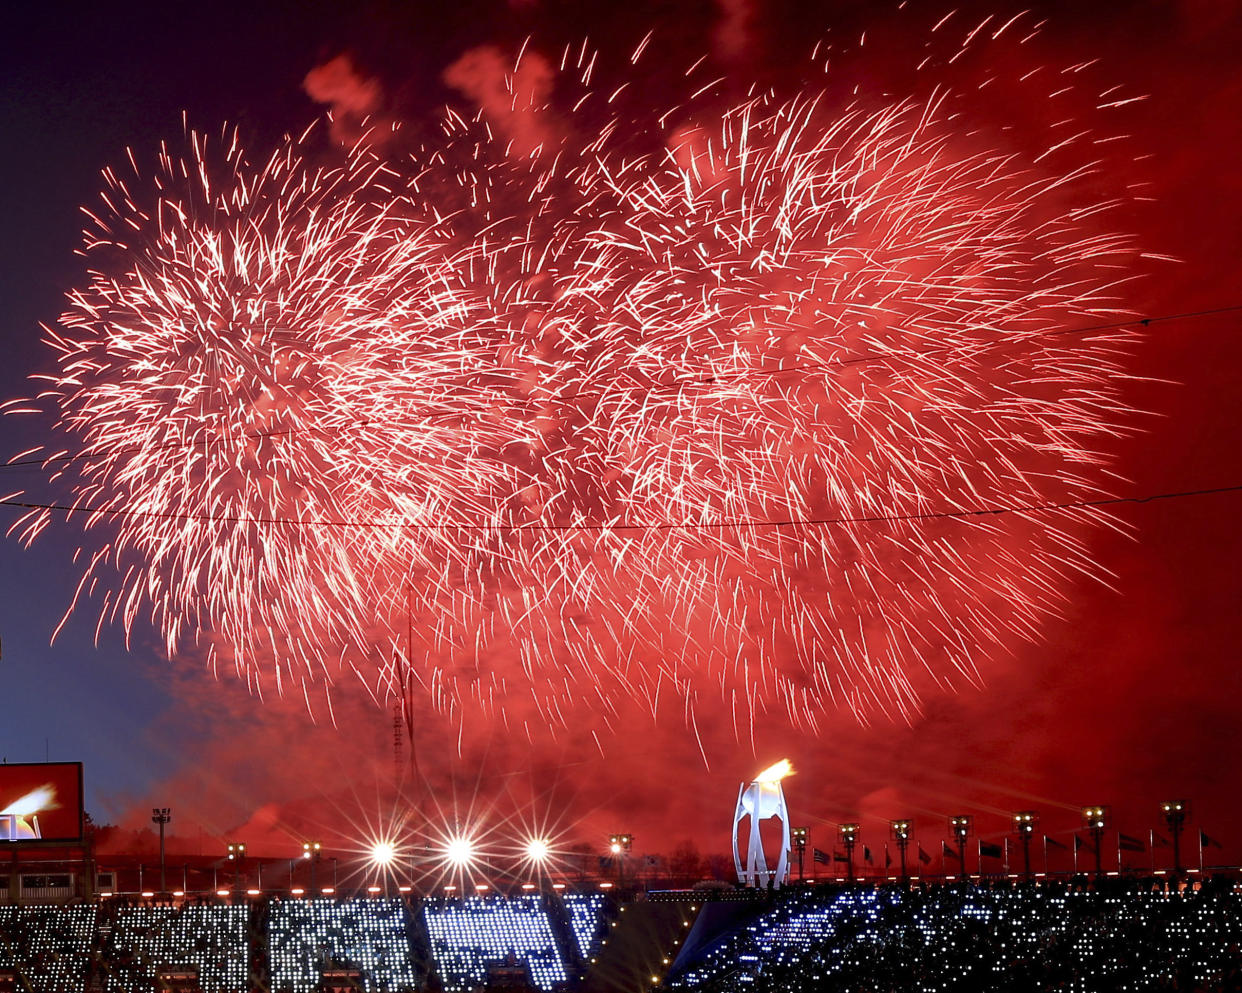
xmin=1 ymin=784 xmax=58 ymax=816
xmin=754 ymin=759 xmax=793 ymax=784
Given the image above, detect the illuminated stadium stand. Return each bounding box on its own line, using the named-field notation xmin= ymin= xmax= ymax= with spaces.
xmin=666 ymin=880 xmax=1242 ymax=992
xmin=561 ymin=892 xmax=607 ymax=959
xmin=422 ymin=894 xmax=568 ymax=992
xmin=101 ymin=904 xmax=248 ymax=993
xmin=0 ymin=881 xmax=1236 ymax=992
xmin=267 ymin=897 xmax=417 ymax=993
xmin=0 ymin=903 xmax=96 ymax=993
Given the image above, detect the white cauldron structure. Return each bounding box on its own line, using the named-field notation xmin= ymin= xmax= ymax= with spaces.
xmin=732 ymin=760 xmax=792 ymax=888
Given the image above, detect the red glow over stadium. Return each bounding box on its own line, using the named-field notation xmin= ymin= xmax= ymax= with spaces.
xmin=0 ymin=9 xmax=1238 ymax=987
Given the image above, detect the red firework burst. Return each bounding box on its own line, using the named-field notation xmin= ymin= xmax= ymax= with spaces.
xmin=13 ymin=25 xmax=1151 ymax=740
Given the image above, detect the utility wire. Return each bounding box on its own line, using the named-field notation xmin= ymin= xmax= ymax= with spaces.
xmin=2 ymin=426 xmax=301 ymax=471
xmin=4 ymin=302 xmax=1239 ymax=474
xmin=684 ymin=303 xmax=1242 ymax=383
xmin=2 ymin=484 xmax=1239 ymax=533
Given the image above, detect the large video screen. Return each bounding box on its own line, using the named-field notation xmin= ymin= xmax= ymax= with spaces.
xmin=0 ymin=763 xmax=83 ymax=843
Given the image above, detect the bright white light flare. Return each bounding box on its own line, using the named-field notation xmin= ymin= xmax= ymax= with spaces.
xmin=443 ymin=836 xmax=477 ymax=868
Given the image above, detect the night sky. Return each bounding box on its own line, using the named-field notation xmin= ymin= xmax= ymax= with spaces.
xmin=1 ymin=0 xmax=1240 ymax=871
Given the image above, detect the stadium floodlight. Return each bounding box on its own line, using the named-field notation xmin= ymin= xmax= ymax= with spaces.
xmin=609 ymin=833 xmax=634 ymax=885
xmin=1160 ymin=800 xmax=1190 ymax=873
xmin=791 ymin=826 xmax=809 ymax=881
xmin=302 ymin=840 xmax=323 ymax=893
xmin=444 ymin=835 xmax=476 ymax=868
xmin=1012 ymin=811 xmax=1039 ymax=880
xmin=948 ymin=816 xmax=973 ymax=880
xmin=890 ymin=820 xmax=912 ymax=882
xmin=151 ymin=808 xmax=171 ymax=895
xmin=609 ymin=833 xmax=633 ymax=854
xmin=369 ymin=840 xmax=397 ymax=867
xmin=1013 ymin=811 xmax=1039 ymax=835
xmin=525 ymin=837 xmax=551 ymax=863
xmin=838 ymin=824 xmax=860 ymax=883
xmin=226 ymin=841 xmax=246 ymax=891
xmin=1081 ymin=806 xmax=1110 ymax=877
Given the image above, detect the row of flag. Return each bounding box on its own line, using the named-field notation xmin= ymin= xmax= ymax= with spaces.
xmin=809 ymin=829 xmax=1223 ymax=869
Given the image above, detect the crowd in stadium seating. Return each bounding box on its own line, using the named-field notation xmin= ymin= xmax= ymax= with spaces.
xmin=0 ymin=879 xmax=1239 ymax=991
xmin=97 ymin=903 xmax=248 ymax=993
xmin=668 ymin=876 xmax=1242 ymax=992
xmin=562 ymin=892 xmax=608 ymax=960
xmin=268 ymin=897 xmax=418 ymax=992
xmin=0 ymin=904 xmax=96 ymax=990
xmin=423 ymin=894 xmax=568 ymax=991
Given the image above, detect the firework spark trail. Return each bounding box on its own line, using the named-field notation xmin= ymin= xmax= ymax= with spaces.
xmin=11 ymin=27 xmax=1151 ymax=739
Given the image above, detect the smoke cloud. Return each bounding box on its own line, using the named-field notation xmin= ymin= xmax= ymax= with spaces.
xmin=713 ymin=0 xmax=759 ymax=63
xmin=443 ymin=45 xmax=560 ymax=159
xmin=303 ymin=54 xmax=383 ymax=144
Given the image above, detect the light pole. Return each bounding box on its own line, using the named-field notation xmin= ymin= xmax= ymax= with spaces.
xmin=151 ymin=808 xmax=171 ymax=895
xmin=948 ymin=816 xmax=973 ymax=881
xmin=839 ymin=824 xmax=859 ymax=883
xmin=303 ymin=841 xmax=322 ymax=894
xmin=1081 ymin=806 xmax=1109 ymax=878
xmin=1161 ymin=800 xmax=1189 ymax=874
xmin=1013 ymin=812 xmax=1038 ymax=880
xmin=791 ymin=827 xmax=808 ymax=881
xmin=227 ymin=842 xmax=246 ymax=891
xmin=890 ymin=820 xmax=911 ymax=883
xmin=609 ymin=834 xmax=632 ymax=885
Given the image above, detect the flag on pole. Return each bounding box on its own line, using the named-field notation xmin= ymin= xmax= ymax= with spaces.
xmin=942 ymin=840 xmax=956 ymax=859
xmin=1119 ymin=833 xmax=1146 ymax=853
xmin=885 ymin=844 xmax=893 ymax=869
xmin=1200 ymin=830 xmax=1222 ymax=849
xmin=979 ymin=841 xmax=1002 ymax=859
xmin=863 ymin=846 xmax=874 ymax=864
xmin=917 ymin=844 xmax=931 ymax=865
xmin=1044 ymin=835 xmax=1068 ymax=850
xmin=1152 ymin=832 xmax=1171 ymax=848
xmin=813 ymin=848 xmax=830 ymax=865
xmin=1074 ymin=833 xmax=1094 ymax=853
xmin=833 ymin=851 xmax=850 ymax=864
